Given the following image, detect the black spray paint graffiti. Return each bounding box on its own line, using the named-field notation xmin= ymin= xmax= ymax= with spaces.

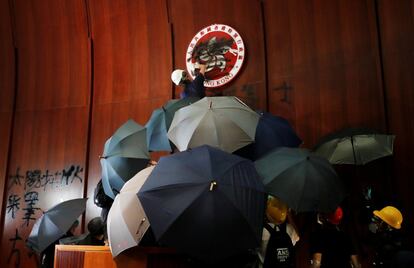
xmin=7 ymin=229 xmax=22 ymax=268
xmin=8 ymin=165 xmax=84 ymax=191
xmin=22 ymin=191 xmax=40 ymax=227
xmin=7 ymin=194 xmax=21 ymax=219
xmin=6 ymin=228 xmax=38 ymax=268
xmin=222 ymin=82 xmax=259 ymax=109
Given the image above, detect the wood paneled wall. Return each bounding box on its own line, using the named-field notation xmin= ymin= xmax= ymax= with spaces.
xmin=377 ymin=0 xmax=414 ymax=247
xmin=85 ymin=0 xmax=173 ymax=221
xmin=0 ymin=0 xmax=15 ymax=241
xmin=0 ymin=1 xmax=90 ymax=267
xmin=0 ymin=0 xmax=413 ymax=267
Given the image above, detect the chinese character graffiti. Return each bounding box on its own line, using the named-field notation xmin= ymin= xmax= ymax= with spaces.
xmin=7 ymin=229 xmax=22 ymax=267
xmin=7 ymin=165 xmax=84 ymax=192
xmin=22 ymin=191 xmax=40 ymax=227
xmin=7 ymin=194 xmax=21 ymax=219
xmin=8 ymin=167 xmax=24 ymax=190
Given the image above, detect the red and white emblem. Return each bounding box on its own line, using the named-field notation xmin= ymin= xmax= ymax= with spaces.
xmin=186 ymin=24 xmax=245 ymax=88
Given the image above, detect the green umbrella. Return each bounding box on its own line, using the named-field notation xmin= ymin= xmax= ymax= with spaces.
xmin=167 ymin=96 xmax=260 ymax=153
xmin=145 ymin=97 xmax=200 ymax=152
xmin=100 ymin=119 xmax=150 ymax=199
xmin=255 ymin=147 xmax=345 ymax=213
xmin=313 ymin=128 xmax=395 ymax=165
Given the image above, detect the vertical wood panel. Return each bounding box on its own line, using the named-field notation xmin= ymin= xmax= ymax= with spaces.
xmin=264 ymin=0 xmax=385 ymax=147
xmin=86 ymin=0 xmax=172 ymax=221
xmin=263 ymin=1 xmax=386 ymax=267
xmin=378 ymin=0 xmax=414 ymax=245
xmin=169 ymin=0 xmax=266 ymax=110
xmin=0 ymin=0 xmax=15 ymax=243
xmin=0 ymin=0 xmax=90 ymax=267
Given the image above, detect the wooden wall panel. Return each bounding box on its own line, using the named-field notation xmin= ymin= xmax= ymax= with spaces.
xmin=264 ymin=0 xmax=385 ymax=147
xmin=264 ymin=1 xmax=386 ymax=266
xmin=0 ymin=0 xmax=90 ymax=267
xmin=86 ymin=0 xmax=172 ymax=220
xmin=378 ymin=0 xmax=414 ymax=245
xmin=0 ymin=0 xmax=15 ymax=243
xmin=169 ymin=0 xmax=266 ymax=110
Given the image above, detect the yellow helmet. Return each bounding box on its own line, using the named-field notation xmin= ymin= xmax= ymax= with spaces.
xmin=373 ymin=206 xmax=403 ymax=229
xmin=266 ymin=196 xmax=288 ymax=225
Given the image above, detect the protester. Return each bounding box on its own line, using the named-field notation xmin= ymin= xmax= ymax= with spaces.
xmin=171 ymin=63 xmax=206 ymax=99
xmin=40 ymin=220 xmax=79 ymax=268
xmin=367 ymin=205 xmax=413 ymax=267
xmin=259 ymin=196 xmax=299 ymax=268
xmin=310 ymin=207 xmax=361 ymax=268
xmin=78 ymin=217 xmax=106 ymax=246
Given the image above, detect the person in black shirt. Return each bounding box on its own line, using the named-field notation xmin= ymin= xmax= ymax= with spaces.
xmin=310 ymin=207 xmax=361 ymax=268
xmin=260 ymin=196 xmax=299 ymax=268
xmin=367 ymin=205 xmax=413 ymax=267
xmin=40 ymin=220 xmax=79 ymax=268
xmin=171 ymin=63 xmax=206 ymax=99
xmin=78 ymin=217 xmax=106 ymax=246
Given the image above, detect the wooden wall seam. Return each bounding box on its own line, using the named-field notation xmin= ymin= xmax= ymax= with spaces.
xmin=0 ymin=0 xmax=17 ymax=250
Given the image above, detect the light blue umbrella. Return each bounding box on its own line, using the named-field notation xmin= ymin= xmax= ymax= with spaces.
xmin=100 ymin=119 xmax=150 ymax=199
xmin=145 ymin=97 xmax=200 ymax=152
xmin=26 ymin=198 xmax=87 ymax=253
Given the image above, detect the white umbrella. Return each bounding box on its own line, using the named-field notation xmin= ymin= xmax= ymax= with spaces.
xmin=107 ymin=166 xmax=154 ymax=257
xmin=167 ymin=96 xmax=260 ymax=153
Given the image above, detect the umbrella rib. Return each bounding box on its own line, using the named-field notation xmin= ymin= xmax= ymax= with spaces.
xmin=141 ymin=182 xmax=206 ymax=193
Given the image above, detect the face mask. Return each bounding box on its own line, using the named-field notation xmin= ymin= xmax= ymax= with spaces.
xmin=369 ymin=222 xmax=378 ymax=233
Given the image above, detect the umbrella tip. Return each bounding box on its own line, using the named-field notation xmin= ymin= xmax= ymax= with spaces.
xmin=209 ymin=180 xmax=217 ymax=191
xmin=209 ymin=101 xmax=212 ymax=109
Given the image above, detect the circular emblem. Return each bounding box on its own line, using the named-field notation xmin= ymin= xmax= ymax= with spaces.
xmin=186 ymin=24 xmax=245 ymax=88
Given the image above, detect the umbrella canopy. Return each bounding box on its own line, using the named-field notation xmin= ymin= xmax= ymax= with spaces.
xmin=138 ymin=145 xmax=265 ymax=262
xmin=100 ymin=119 xmax=150 ymax=199
xmin=313 ymin=128 xmax=395 ymax=165
xmin=255 ymin=147 xmax=345 ymax=213
xmin=107 ymin=166 xmax=154 ymax=257
xmin=235 ymin=111 xmax=302 ymax=160
xmin=167 ymin=96 xmax=260 ymax=153
xmin=145 ymin=97 xmax=200 ymax=152
xmin=26 ymin=198 xmax=87 ymax=253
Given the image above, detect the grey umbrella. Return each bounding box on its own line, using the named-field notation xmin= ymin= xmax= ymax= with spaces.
xmin=313 ymin=128 xmax=395 ymax=165
xmin=167 ymin=96 xmax=260 ymax=153
xmin=107 ymin=166 xmax=154 ymax=257
xmin=26 ymin=198 xmax=87 ymax=253
xmin=145 ymin=97 xmax=200 ymax=152
xmin=255 ymin=147 xmax=345 ymax=213
xmin=100 ymin=119 xmax=150 ymax=199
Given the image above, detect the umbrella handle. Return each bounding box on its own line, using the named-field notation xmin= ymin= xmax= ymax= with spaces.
xmin=209 ymin=181 xmax=217 ymax=191
xmin=136 ymin=218 xmax=146 ymax=235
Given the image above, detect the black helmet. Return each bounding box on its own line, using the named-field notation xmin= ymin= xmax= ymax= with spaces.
xmin=87 ymin=217 xmax=105 ymax=236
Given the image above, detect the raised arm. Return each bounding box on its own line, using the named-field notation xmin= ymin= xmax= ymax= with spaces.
xmin=198 ymin=63 xmax=206 ymax=76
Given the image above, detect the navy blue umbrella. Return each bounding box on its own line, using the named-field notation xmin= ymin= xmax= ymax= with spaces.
xmin=137 ymin=145 xmax=265 ymax=262
xmin=235 ymin=112 xmax=302 ymax=160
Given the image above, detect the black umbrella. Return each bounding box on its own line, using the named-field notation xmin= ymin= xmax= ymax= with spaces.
xmin=312 ymin=128 xmax=395 ymax=165
xmin=255 ymin=147 xmax=345 ymax=213
xmin=138 ymin=145 xmax=265 ymax=262
xmin=26 ymin=198 xmax=87 ymax=253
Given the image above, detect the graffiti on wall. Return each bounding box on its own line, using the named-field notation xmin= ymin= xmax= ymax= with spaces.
xmin=3 ymin=164 xmax=84 ymax=268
